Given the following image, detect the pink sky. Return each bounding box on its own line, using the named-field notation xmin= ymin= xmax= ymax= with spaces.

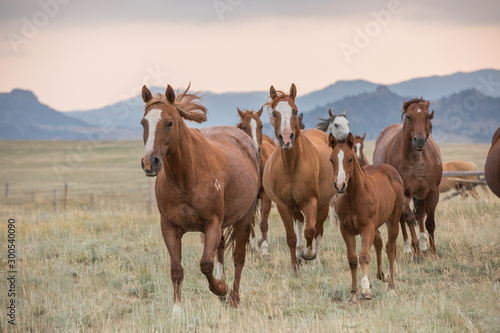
xmin=1 ymin=0 xmax=499 ymax=111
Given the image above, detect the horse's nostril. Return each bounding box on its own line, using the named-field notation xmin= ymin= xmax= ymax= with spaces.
xmin=141 ymin=159 xmax=145 ymax=170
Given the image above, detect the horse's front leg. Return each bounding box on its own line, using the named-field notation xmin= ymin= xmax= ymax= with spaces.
xmin=275 ymin=199 xmax=299 ymax=273
xmin=310 ymin=202 xmax=329 ymax=267
xmin=259 ymin=192 xmax=272 ymax=256
xmin=301 ymin=198 xmax=318 ymax=261
xmin=160 ymin=217 xmax=184 ymax=317
xmin=201 ymin=219 xmax=227 ymax=297
xmin=359 ymin=224 xmax=375 ymax=300
xmin=340 ymin=223 xmax=358 ymax=304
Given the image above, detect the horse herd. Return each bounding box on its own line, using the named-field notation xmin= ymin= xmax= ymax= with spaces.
xmin=139 ymin=83 xmax=500 ymax=315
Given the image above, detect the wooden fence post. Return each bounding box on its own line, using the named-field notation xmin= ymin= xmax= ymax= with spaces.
xmin=148 ymin=178 xmax=154 ymax=215
xmin=53 ymin=188 xmax=58 ymax=212
xmin=64 ymin=183 xmax=68 ymax=210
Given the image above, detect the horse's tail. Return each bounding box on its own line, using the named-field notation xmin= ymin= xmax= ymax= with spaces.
xmin=224 ymin=193 xmax=260 ymax=255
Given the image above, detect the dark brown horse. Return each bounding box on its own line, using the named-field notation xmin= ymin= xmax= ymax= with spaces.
xmin=485 ymin=127 xmax=500 ymax=198
xmin=353 ymin=133 xmax=370 ymax=167
xmin=330 ymin=133 xmax=404 ymax=302
xmin=298 ymin=112 xmax=305 ymax=130
xmin=263 ymin=84 xmax=336 ymax=272
xmin=236 ymin=106 xmax=276 ymax=256
xmin=373 ymin=98 xmax=442 ymax=257
xmin=140 ymin=84 xmax=259 ymax=315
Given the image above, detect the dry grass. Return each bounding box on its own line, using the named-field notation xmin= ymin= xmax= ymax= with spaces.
xmin=0 ymin=140 xmax=499 ymax=332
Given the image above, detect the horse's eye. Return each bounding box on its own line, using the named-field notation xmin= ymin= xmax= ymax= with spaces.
xmin=166 ymin=121 xmax=173 ymax=128
xmin=329 ymin=158 xmax=333 ymax=164
xmin=334 ymin=124 xmax=338 ymax=128
xmin=292 ymin=109 xmax=298 ymax=115
xmin=349 ymin=158 xmax=353 ymax=162
xmin=140 ymin=120 xmax=144 ymax=127
xmin=242 ymin=126 xmax=246 ymax=131
xmin=260 ymin=125 xmax=263 ymax=129
xmin=406 ymin=116 xmax=411 ymax=121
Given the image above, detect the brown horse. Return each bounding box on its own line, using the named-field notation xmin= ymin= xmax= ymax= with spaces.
xmin=440 ymin=160 xmax=480 ymax=199
xmin=485 ymin=127 xmax=500 ymax=198
xmin=262 ymin=84 xmax=336 ymax=272
xmin=330 ymin=133 xmax=403 ymax=302
xmin=373 ymin=98 xmax=442 ymax=257
xmin=236 ymin=106 xmax=276 ymax=256
xmin=353 ymin=133 xmax=370 ymax=167
xmin=298 ymin=112 xmax=305 ymax=129
xmin=140 ymin=84 xmax=259 ymax=315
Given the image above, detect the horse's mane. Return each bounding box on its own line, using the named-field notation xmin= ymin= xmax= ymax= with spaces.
xmin=401 ymin=97 xmax=427 ymax=120
xmin=146 ymin=83 xmax=208 ymax=123
xmin=316 ymin=113 xmax=346 ymax=132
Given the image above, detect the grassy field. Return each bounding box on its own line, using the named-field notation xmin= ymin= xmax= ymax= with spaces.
xmin=0 ymin=139 xmax=499 ymax=332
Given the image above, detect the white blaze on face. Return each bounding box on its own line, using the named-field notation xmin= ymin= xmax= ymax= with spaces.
xmin=275 ymin=101 xmax=293 ymax=133
xmin=417 ymin=109 xmax=421 ymax=113
xmin=355 ymin=143 xmax=361 ymax=159
xmin=250 ymin=118 xmax=259 ymax=149
xmin=144 ymin=108 xmax=162 ymax=155
xmin=337 ymin=150 xmax=346 ymax=186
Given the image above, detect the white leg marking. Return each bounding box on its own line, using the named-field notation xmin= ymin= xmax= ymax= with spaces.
xmin=295 ymin=220 xmax=304 ymax=258
xmin=261 ymin=240 xmax=269 ymax=256
xmin=249 ymin=235 xmax=259 ymax=252
xmin=172 ymin=302 xmax=182 ymax=317
xmin=361 ymin=276 xmax=370 ymax=295
xmin=250 ymin=118 xmax=259 ymax=150
xmin=419 ymin=232 xmax=428 ymax=252
xmin=302 ymin=245 xmax=314 ymax=259
xmin=275 ymin=101 xmax=293 ymax=133
xmin=216 ymin=261 xmax=225 ymax=280
xmin=314 ymin=235 xmax=322 ymax=267
xmin=403 ymin=238 xmax=412 ymax=253
xmin=144 ymin=108 xmax=162 ymax=155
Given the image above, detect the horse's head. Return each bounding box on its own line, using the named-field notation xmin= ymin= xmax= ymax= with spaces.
xmin=140 ymin=83 xmax=207 ymax=177
xmin=237 ymin=107 xmax=264 ymax=154
xmin=316 ymin=109 xmax=350 ymax=141
xmin=268 ymin=84 xmax=300 ymax=150
xmin=329 ymin=132 xmax=356 ymax=193
xmin=402 ymin=98 xmax=434 ymax=151
xmin=298 ymin=112 xmax=305 ymax=130
xmin=353 ymin=133 xmax=366 ymax=162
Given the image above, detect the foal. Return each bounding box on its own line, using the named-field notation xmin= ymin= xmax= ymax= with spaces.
xmin=330 ymin=133 xmax=404 ymax=302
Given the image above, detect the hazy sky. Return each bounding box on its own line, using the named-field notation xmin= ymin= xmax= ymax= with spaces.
xmin=1 ymin=0 xmax=499 ymax=111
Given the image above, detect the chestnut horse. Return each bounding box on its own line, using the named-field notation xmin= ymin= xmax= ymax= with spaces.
xmin=353 ymin=133 xmax=370 ymax=167
xmin=140 ymin=84 xmax=259 ymax=315
xmin=236 ymin=107 xmax=276 ymax=256
xmin=485 ymin=127 xmax=500 ymax=198
xmin=440 ymin=161 xmax=480 ymax=199
xmin=330 ymin=133 xmax=403 ymax=302
xmin=263 ymin=84 xmax=336 ymax=272
xmin=373 ymin=98 xmax=442 ymax=257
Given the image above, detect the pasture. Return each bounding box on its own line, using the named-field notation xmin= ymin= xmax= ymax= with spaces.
xmin=0 ymin=139 xmax=499 ymax=332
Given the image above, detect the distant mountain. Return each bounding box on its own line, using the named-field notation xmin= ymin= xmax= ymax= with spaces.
xmin=0 ymin=89 xmax=139 ymax=140
xmin=302 ymin=86 xmax=500 ymax=143
xmin=1 ymin=69 xmax=499 ymax=141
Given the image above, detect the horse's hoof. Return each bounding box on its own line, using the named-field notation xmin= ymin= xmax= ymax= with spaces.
xmin=377 ymin=272 xmax=387 ymax=282
xmin=217 ymin=285 xmax=229 ymax=302
xmin=362 ymin=292 xmax=373 ymax=300
xmin=301 ymin=249 xmax=316 ymax=261
xmin=348 ymin=291 xmax=358 ymax=304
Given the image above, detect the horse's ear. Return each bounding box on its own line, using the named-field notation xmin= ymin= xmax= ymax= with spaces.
xmin=328 ymin=133 xmax=337 ymax=148
xmin=142 ymin=85 xmax=153 ymax=103
xmin=257 ymin=106 xmax=264 ymax=117
xmin=290 ymin=83 xmax=297 ymax=100
xmin=270 ymin=85 xmax=277 ymax=100
xmin=299 ymin=113 xmax=303 ymax=120
xmin=362 ymin=133 xmax=366 ymax=140
xmin=429 ymin=110 xmax=434 ymax=119
xmin=328 ymin=109 xmax=334 ymax=118
xmin=424 ymin=100 xmax=430 ymax=109
xmin=237 ymin=107 xmax=245 ymax=119
xmin=343 ymin=109 xmax=347 ymax=116
xmin=165 ymin=85 xmax=176 ymax=104
xmin=346 ymin=133 xmax=355 ymax=148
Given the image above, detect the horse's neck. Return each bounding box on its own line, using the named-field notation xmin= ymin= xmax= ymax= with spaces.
xmin=346 ymin=159 xmax=367 ymax=199
xmin=163 ymin=125 xmax=200 ymax=184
